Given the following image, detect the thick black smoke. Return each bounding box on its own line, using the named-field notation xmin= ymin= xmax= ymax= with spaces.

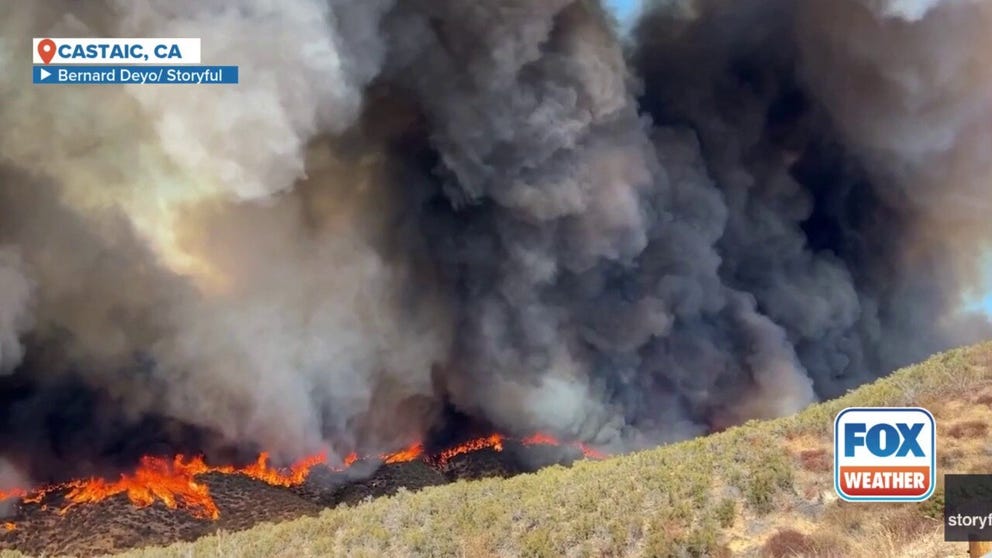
xmin=1 ymin=0 xmax=990 ymax=488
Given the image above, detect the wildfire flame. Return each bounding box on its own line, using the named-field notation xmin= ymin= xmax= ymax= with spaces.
xmin=579 ymin=444 xmax=606 ymax=460
xmin=434 ymin=434 xmax=504 ymax=466
xmin=381 ymin=442 xmax=424 ymax=465
xmin=343 ymin=452 xmax=359 ymax=467
xmin=0 ymin=488 xmax=26 ymax=502
xmin=521 ymin=433 xmax=606 ymax=460
xmin=0 ymin=432 xmax=605 ymax=525
xmin=0 ymin=453 xmax=330 ymax=522
xmin=59 ymin=455 xmax=223 ymax=520
xmin=229 ymin=452 xmax=327 ymax=487
xmin=521 ymin=433 xmax=558 ymax=446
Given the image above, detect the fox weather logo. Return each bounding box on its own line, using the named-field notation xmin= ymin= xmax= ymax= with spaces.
xmin=834 ymin=407 xmax=936 ymax=502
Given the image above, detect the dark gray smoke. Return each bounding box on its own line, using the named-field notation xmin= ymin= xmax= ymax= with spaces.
xmin=0 ymin=0 xmax=990 ymax=484
xmin=632 ymin=0 xmax=992 ymax=407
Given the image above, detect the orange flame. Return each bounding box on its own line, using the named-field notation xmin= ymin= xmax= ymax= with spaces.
xmin=20 ymin=452 xmax=330 ymax=521
xmin=4 ymin=432 xmax=604 ymax=521
xmin=578 ymin=444 xmax=606 ymax=460
xmin=435 ymin=434 xmax=504 ymax=466
xmin=59 ymin=455 xmax=219 ymax=519
xmin=381 ymin=442 xmax=424 ymax=464
xmin=233 ymin=452 xmax=327 ymax=487
xmin=521 ymin=433 xmax=560 ymax=446
xmin=20 ymin=491 xmax=46 ymax=505
xmin=521 ymin=432 xmax=606 ymax=459
xmin=343 ymin=452 xmax=359 ymax=467
xmin=0 ymin=488 xmax=26 ymax=502
xmin=2 ymin=522 xmax=14 ymax=532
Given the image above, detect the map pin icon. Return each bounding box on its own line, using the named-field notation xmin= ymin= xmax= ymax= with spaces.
xmin=37 ymin=39 xmax=56 ymax=65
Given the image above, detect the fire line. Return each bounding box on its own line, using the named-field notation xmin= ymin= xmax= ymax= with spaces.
xmin=0 ymin=432 xmax=606 ymax=524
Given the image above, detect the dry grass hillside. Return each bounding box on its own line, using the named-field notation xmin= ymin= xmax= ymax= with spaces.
xmin=5 ymin=341 xmax=992 ymax=558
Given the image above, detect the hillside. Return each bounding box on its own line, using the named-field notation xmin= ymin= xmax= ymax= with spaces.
xmin=6 ymin=341 xmax=992 ymax=558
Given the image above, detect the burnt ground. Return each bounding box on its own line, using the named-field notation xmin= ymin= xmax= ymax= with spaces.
xmin=0 ymin=442 xmax=590 ymax=557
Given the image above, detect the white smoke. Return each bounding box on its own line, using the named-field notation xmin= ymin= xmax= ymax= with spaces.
xmin=0 ymin=0 xmax=392 ymax=238
xmin=0 ymin=458 xmax=26 ymax=518
xmin=0 ymin=0 xmax=451 ymax=460
xmin=0 ymin=248 xmax=32 ymax=375
xmin=859 ymin=0 xmax=976 ymax=21
xmin=147 ymin=148 xmax=454 ymax=456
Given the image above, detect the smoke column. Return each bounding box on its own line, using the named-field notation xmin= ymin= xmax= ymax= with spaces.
xmin=0 ymin=249 xmax=32 ymax=375
xmin=0 ymin=0 xmax=990 ymax=483
xmin=0 ymin=0 xmax=452 ymax=474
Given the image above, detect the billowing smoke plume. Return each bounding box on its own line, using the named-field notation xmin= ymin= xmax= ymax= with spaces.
xmin=0 ymin=248 xmax=32 ymax=374
xmin=629 ymin=0 xmax=992 ymax=410
xmin=1 ymin=0 xmax=990 ymax=483
xmin=0 ymin=0 xmax=451 ymax=474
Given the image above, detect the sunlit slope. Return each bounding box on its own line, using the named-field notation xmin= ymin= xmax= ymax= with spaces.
xmin=13 ymin=341 xmax=992 ymax=558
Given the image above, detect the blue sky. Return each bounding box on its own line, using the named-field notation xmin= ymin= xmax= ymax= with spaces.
xmin=967 ymin=256 xmax=992 ymax=316
xmin=605 ymin=0 xmax=640 ymax=24
xmin=978 ymin=294 xmax=992 ymax=314
xmin=965 ymin=290 xmax=992 ymax=315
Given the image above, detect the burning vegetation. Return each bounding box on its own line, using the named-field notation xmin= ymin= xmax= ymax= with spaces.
xmin=0 ymin=433 xmax=603 ymax=526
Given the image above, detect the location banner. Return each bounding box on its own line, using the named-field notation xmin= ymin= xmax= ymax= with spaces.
xmin=33 ymin=38 xmax=201 ymax=65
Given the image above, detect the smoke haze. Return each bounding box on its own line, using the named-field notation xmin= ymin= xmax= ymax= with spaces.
xmin=0 ymin=0 xmax=989 ymax=482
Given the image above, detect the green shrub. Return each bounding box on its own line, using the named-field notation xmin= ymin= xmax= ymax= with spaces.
xmin=714 ymin=498 xmax=736 ymax=528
